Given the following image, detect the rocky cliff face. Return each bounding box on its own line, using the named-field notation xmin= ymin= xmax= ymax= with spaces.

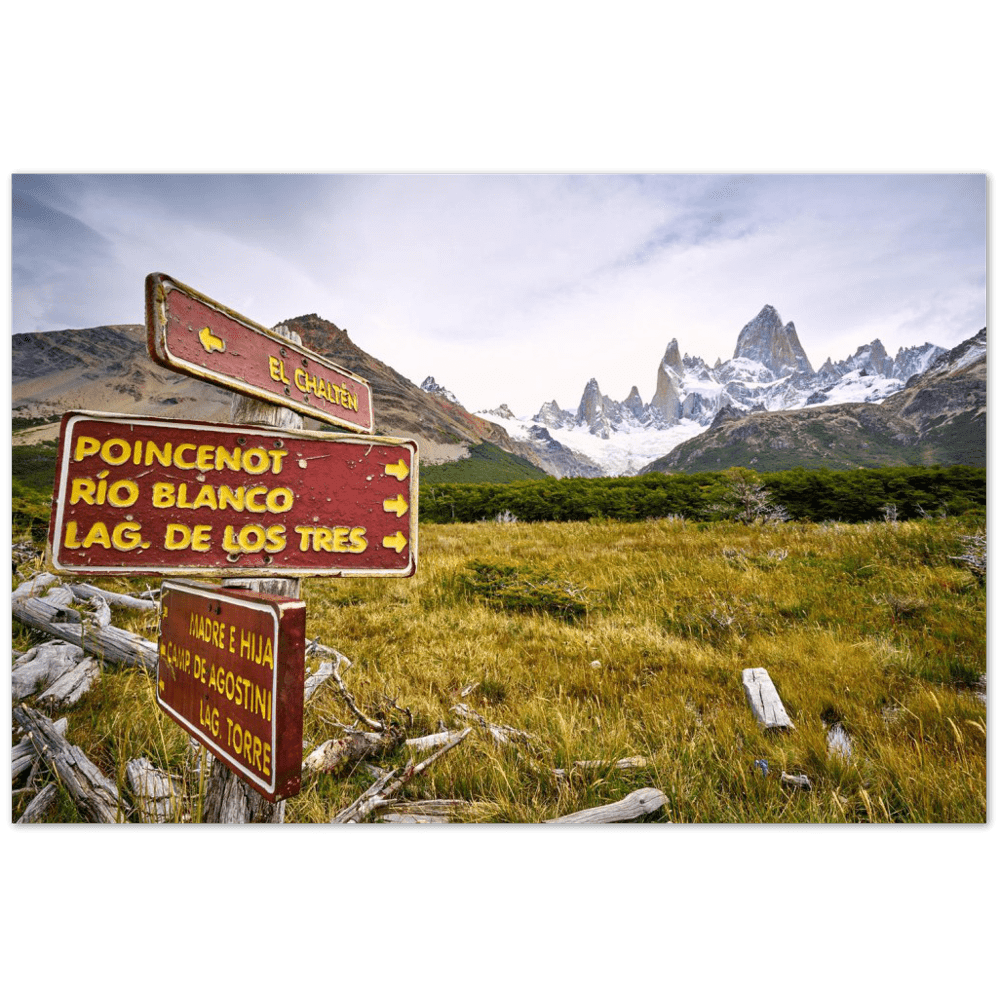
xmin=733 ymin=305 xmax=814 ymax=377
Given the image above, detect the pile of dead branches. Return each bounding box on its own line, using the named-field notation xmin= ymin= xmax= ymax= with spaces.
xmin=12 ymin=569 xmax=667 ymax=825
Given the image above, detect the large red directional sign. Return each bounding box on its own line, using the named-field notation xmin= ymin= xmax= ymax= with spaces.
xmin=157 ymin=580 xmax=305 ymax=801
xmin=146 ymin=272 xmax=374 ymax=434
xmin=48 ymin=411 xmax=417 ymax=578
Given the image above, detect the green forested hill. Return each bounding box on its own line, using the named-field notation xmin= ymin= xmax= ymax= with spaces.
xmin=420 ymin=441 xmax=551 ymax=484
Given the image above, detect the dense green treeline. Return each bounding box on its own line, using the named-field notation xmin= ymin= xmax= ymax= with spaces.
xmin=420 ymin=465 xmax=986 ymax=524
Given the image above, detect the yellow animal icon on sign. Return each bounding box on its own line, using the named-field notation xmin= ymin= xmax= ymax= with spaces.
xmin=198 ymin=327 xmax=226 ymax=354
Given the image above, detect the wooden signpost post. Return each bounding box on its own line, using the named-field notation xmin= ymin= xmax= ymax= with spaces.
xmin=45 ymin=274 xmax=418 ymax=822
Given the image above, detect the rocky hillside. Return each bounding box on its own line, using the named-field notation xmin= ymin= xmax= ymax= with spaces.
xmin=11 ymin=325 xmax=235 ymax=442
xmin=11 ymin=315 xmax=552 ymax=473
xmin=642 ymin=328 xmax=986 ymax=473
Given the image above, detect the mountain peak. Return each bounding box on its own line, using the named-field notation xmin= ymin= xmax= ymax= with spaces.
xmin=661 ymin=339 xmax=683 ymax=375
xmin=733 ymin=305 xmax=814 ymax=377
xmin=420 ymin=375 xmax=463 ymax=407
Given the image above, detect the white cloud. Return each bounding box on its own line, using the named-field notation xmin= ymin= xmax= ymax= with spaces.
xmin=12 ymin=173 xmax=986 ymax=416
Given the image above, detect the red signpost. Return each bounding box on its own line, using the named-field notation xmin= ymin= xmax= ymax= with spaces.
xmin=45 ymin=275 xmax=416 ymax=811
xmin=146 ymin=272 xmax=374 ymax=434
xmin=48 ymin=411 xmax=417 ymax=577
xmin=156 ymin=580 xmax=306 ymax=801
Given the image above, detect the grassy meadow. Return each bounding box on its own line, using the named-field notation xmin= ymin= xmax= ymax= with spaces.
xmin=13 ymin=511 xmax=986 ymax=823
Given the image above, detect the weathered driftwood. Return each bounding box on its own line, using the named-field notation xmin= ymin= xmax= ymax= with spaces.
xmin=12 ymin=641 xmax=86 ymax=699
xmin=379 ymin=812 xmax=451 ymax=823
xmin=405 ymin=729 xmax=469 ymax=752
xmin=303 ymin=726 xmax=405 ymax=775
xmin=544 ymin=787 xmax=668 ymax=824
xmin=67 ymin=582 xmax=159 ymax=612
xmin=201 ymin=325 xmax=303 ymax=826
xmin=42 ymin=585 xmax=77 ymax=610
xmin=11 ymin=572 xmax=60 ymax=601
xmin=552 ymin=756 xmax=650 ymax=779
xmin=378 ymin=798 xmax=475 ymax=823
xmin=303 ymin=658 xmax=335 ymax=702
xmin=39 ymin=656 xmax=100 ymax=708
xmin=450 ymin=703 xmax=537 ymax=746
xmin=12 ymin=717 xmax=68 ymax=784
xmin=332 ymin=728 xmax=472 ymax=823
xmin=780 ymin=772 xmax=812 ymax=791
xmin=127 ymin=757 xmax=183 ymax=822
xmin=83 ymin=594 xmax=113 ymax=629
xmin=11 ymin=595 xmax=158 ymax=673
xmin=13 ymin=704 xmax=126 ymax=823
xmin=17 ymin=784 xmax=60 ymax=823
xmin=329 ymin=652 xmax=386 ymax=731
xmin=741 ymin=668 xmax=795 ymax=729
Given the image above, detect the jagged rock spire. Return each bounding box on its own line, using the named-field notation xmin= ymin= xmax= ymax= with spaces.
xmin=733 ymin=305 xmax=813 ymax=376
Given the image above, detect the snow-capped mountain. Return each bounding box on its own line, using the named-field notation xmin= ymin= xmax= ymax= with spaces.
xmin=420 ymin=375 xmax=463 ymax=407
xmin=437 ymin=305 xmax=953 ymax=477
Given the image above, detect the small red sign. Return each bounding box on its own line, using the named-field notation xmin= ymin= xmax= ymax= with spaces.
xmin=48 ymin=411 xmax=417 ymax=577
xmin=156 ymin=580 xmax=305 ymax=801
xmin=146 ymin=272 xmax=374 ymax=434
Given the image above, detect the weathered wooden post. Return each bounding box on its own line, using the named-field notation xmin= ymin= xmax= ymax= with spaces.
xmin=202 ymin=324 xmax=303 ymax=823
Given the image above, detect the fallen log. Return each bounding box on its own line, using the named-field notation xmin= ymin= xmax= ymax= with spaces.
xmin=379 ymin=812 xmax=451 ymax=823
xmin=11 ymin=572 xmax=60 ymax=601
xmin=12 ymin=717 xmax=68 ymax=784
xmin=544 ymin=787 xmax=668 ymax=824
xmin=405 ymin=730 xmax=469 ymax=752
xmin=12 ymin=595 xmax=158 ymax=674
xmin=379 ymin=798 xmax=478 ymax=823
xmin=741 ymin=668 xmax=795 ymax=729
xmin=552 ymin=756 xmax=650 ymax=779
xmin=127 ymin=757 xmax=183 ymax=822
xmin=67 ymin=582 xmax=159 ymax=612
xmin=332 ymin=727 xmax=472 ymax=823
xmin=39 ymin=656 xmax=101 ymax=709
xmin=303 ymin=727 xmax=405 ymax=775
xmin=17 ymin=784 xmax=60 ymax=824
xmin=12 ymin=704 xmax=126 ymax=823
xmin=41 ymin=585 xmax=77 ymax=610
xmin=303 ymin=659 xmax=335 ymax=703
xmin=12 ymin=641 xmax=87 ymax=700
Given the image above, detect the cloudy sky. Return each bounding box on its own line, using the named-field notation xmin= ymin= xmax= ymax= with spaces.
xmin=12 ymin=173 xmax=985 ymax=416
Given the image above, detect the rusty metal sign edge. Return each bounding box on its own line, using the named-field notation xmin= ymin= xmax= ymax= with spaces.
xmin=146 ymin=272 xmax=375 ymax=434
xmin=47 ymin=410 xmax=419 ymax=579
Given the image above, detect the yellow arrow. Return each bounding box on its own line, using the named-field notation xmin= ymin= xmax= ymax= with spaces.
xmin=198 ymin=326 xmax=226 ymax=354
xmin=383 ymin=494 xmax=408 ymax=518
xmin=384 ymin=458 xmax=409 ymax=481
xmin=158 ymin=679 xmax=165 ymax=693
xmin=382 ymin=531 xmax=408 ymax=553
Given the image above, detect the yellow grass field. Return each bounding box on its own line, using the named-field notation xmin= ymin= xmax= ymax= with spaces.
xmin=13 ymin=515 xmax=986 ymax=823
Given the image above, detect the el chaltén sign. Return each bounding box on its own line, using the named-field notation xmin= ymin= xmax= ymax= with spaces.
xmin=46 ymin=275 xmax=418 ymax=802
xmin=146 ymin=272 xmax=374 ymax=434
